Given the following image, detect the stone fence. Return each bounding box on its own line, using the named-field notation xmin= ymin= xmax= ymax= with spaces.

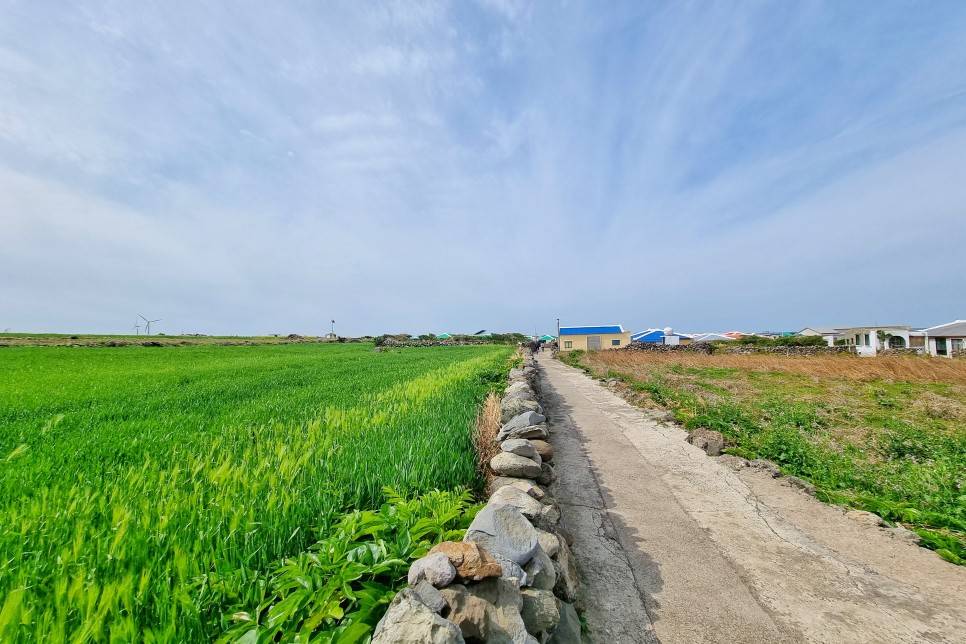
xmin=372 ymin=351 xmax=580 ymax=643
xmin=620 ymin=342 xmax=856 ymax=356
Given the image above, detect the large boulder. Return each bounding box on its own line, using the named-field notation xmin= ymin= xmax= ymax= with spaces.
xmin=372 ymin=588 xmax=465 ymax=644
xmin=520 ymin=588 xmax=560 ymax=635
xmin=408 ymin=552 xmax=458 ymax=588
xmin=489 ymin=485 xmax=545 ymax=520
xmin=490 ymin=452 xmax=543 ymax=479
xmin=501 ymin=439 xmax=541 ymax=462
xmin=546 ymin=599 xmax=581 ymax=643
xmin=464 ymin=504 xmax=539 ymax=566
xmin=428 ymin=541 xmax=502 ymax=581
xmin=529 ymin=439 xmax=554 ymax=461
xmin=498 ymin=412 xmax=546 ymax=440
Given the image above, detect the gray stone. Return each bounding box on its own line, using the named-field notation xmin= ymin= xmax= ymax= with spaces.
xmin=505 ymin=381 xmax=535 ymax=397
xmin=500 ymin=424 xmax=550 ymax=441
xmin=491 ymin=552 xmax=528 ymax=587
xmin=465 ymin=577 xmax=538 ymax=644
xmin=524 ymin=545 xmax=556 ymax=591
xmin=440 ymin=584 xmax=503 ymax=643
xmin=520 ymin=588 xmax=560 ymax=634
xmin=539 ymin=504 xmax=561 ymax=529
xmin=499 ymin=412 xmax=547 ymax=440
xmin=464 ymin=504 xmax=539 ymax=565
xmin=412 ymin=579 xmax=449 ymax=614
xmin=687 ymin=429 xmax=725 ymax=456
xmin=546 ymin=599 xmax=581 ymax=643
xmin=408 ymin=552 xmax=458 ymax=588
xmin=535 ymin=462 xmax=557 ymax=485
xmin=509 ymin=480 xmax=545 ymax=501
xmin=490 ymin=477 xmax=537 ymax=494
xmin=749 ymin=459 xmax=782 ymax=477
xmin=501 ymin=398 xmax=543 ymax=423
xmin=536 ymin=530 xmax=560 ymax=558
xmin=490 ymin=452 xmax=543 ymax=479
xmin=508 ymin=368 xmax=528 ymax=381
xmin=372 ymin=588 xmax=465 ymax=644
xmin=489 ymin=485 xmax=546 ymax=520
xmin=552 ymin=540 xmax=579 ymax=602
xmin=501 ymin=439 xmax=541 ymax=462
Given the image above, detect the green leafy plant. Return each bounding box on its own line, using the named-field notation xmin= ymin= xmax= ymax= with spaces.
xmin=217 ymin=488 xmax=480 ymax=644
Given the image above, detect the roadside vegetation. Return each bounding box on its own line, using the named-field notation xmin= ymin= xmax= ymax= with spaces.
xmin=0 ymin=343 xmax=513 ymax=641
xmin=562 ymin=349 xmax=966 ymax=566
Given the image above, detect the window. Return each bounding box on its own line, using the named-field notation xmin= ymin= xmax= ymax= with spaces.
xmin=952 ymin=339 xmax=964 ymax=352
xmin=864 ymin=334 xmax=871 ymax=346
xmin=564 ymin=341 xmax=573 ymax=349
xmin=612 ymin=339 xmax=621 ymax=346
xmin=855 ymin=334 xmax=861 ymax=345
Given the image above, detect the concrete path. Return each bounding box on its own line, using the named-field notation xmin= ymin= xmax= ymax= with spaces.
xmin=535 ymin=353 xmax=966 ymax=644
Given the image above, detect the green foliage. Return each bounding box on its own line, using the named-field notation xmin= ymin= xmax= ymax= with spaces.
xmin=218 ymin=488 xmax=480 ymax=643
xmin=732 ymin=335 xmax=828 ymax=347
xmin=0 ymin=343 xmax=513 ymax=640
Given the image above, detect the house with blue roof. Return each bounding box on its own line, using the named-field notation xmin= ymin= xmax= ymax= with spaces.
xmin=631 ymin=328 xmax=694 ymax=345
xmin=558 ymin=325 xmax=630 ymax=352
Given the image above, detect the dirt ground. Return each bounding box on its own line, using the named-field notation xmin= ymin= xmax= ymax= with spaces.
xmin=535 ymin=353 xmax=966 ymax=644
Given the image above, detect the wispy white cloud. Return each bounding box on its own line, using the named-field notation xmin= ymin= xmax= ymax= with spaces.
xmin=1 ymin=1 xmax=965 ymax=335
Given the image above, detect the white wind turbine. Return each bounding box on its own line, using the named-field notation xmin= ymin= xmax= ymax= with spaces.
xmin=139 ymin=314 xmax=161 ymax=336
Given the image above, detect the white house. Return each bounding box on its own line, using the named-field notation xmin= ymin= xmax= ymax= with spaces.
xmin=923 ymin=320 xmax=966 ymax=357
xmin=833 ymin=326 xmax=925 ymax=356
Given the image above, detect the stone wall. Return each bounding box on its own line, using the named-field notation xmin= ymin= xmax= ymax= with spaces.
xmin=372 ymin=351 xmax=580 ymax=643
xmin=619 ymin=342 xmax=856 ymax=356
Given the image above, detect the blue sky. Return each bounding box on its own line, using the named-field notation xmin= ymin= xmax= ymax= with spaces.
xmin=2 ymin=1 xmax=965 ymax=336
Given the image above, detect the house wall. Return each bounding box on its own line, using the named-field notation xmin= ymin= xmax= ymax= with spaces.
xmin=559 ymin=332 xmax=631 ymax=352
xmin=836 ymin=327 xmax=911 ymax=356
xmin=927 ymin=336 xmax=966 ymax=357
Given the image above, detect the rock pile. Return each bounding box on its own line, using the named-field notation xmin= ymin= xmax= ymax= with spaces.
xmin=373 ymin=351 xmax=581 ymax=643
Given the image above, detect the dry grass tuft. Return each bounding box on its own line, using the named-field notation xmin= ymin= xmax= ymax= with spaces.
xmin=473 ymin=392 xmax=502 ymax=486
xmin=592 ymin=351 xmax=966 ymax=385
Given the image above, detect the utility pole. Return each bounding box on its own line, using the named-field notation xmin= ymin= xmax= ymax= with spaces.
xmin=556 ymin=318 xmax=560 ymax=338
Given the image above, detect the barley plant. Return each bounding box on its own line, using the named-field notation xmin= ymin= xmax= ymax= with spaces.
xmin=0 ymin=343 xmax=513 ymax=641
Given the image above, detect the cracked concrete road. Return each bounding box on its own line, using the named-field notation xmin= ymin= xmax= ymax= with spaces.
xmin=535 ymin=353 xmax=966 ymax=644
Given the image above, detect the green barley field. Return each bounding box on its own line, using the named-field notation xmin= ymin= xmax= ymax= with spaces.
xmin=0 ymin=342 xmax=513 ymax=641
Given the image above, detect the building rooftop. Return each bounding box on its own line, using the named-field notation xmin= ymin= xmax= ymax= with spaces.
xmin=924 ymin=320 xmax=966 ymax=336
xmin=559 ymin=325 xmax=625 ymax=336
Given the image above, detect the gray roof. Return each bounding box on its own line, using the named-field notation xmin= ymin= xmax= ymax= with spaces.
xmin=799 ymin=326 xmax=840 ymax=335
xmin=925 ymin=320 xmax=966 ymax=337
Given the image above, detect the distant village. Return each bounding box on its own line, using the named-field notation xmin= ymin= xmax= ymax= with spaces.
xmin=546 ymin=320 xmax=966 ymax=358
